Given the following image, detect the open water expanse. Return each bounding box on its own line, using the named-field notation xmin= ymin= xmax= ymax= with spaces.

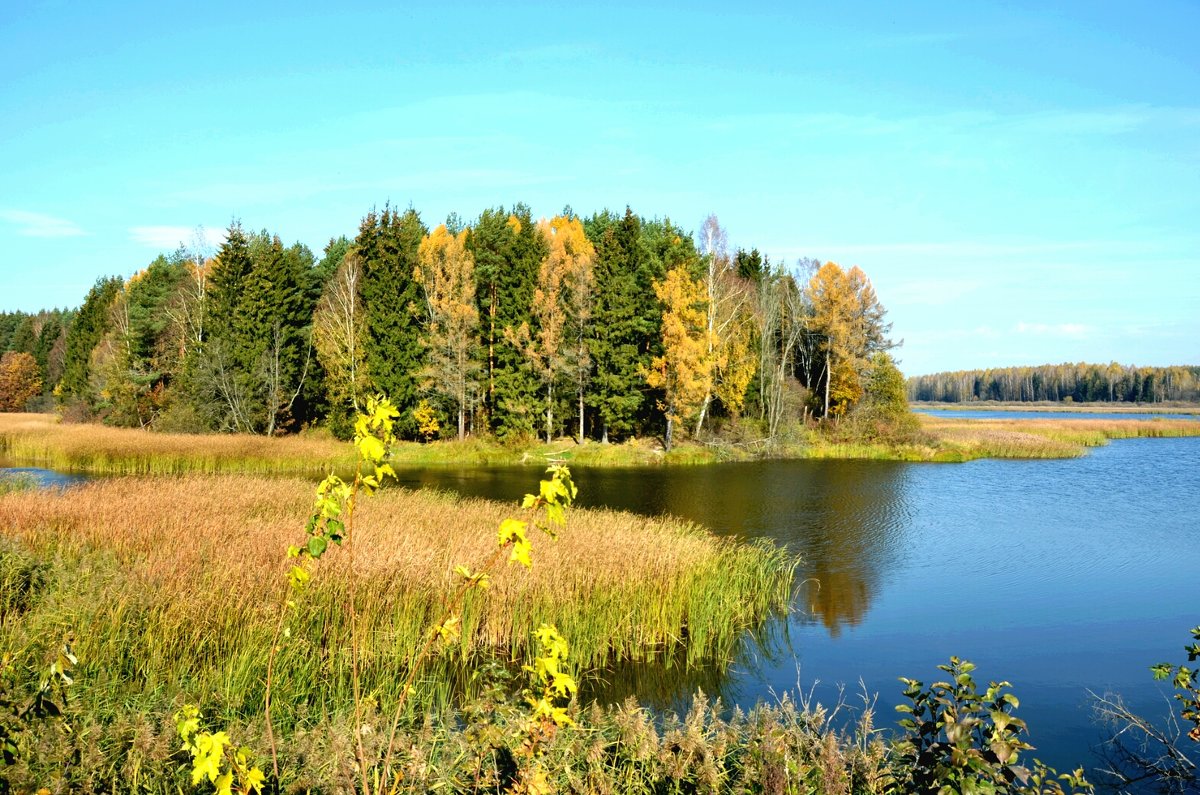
xmin=2 ymin=418 xmax=1196 ymax=773
xmin=386 ymin=433 xmax=1200 ymax=773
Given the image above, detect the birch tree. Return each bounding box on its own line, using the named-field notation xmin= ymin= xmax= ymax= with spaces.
xmin=415 ymin=225 xmax=481 ymax=440
xmin=643 ymin=266 xmax=713 ymax=451
xmin=313 ymin=252 xmax=369 ymax=419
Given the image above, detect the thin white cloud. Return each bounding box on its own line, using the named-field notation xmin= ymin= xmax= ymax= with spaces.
xmin=0 ymin=209 xmax=85 ymax=238
xmin=129 ymin=225 xmax=226 ymax=250
xmin=1014 ymin=322 xmax=1090 ymax=338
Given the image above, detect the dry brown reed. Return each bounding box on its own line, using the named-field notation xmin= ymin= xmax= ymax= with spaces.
xmin=918 ymin=415 xmax=1200 ymax=460
xmin=0 ymin=474 xmax=793 ymax=727
xmin=0 ymin=412 xmax=356 ymax=474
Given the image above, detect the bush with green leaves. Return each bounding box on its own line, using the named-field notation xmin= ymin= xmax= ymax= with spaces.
xmin=892 ymin=657 xmax=1091 ymax=794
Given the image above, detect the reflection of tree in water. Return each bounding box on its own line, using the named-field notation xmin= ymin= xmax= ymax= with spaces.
xmin=642 ymin=459 xmax=912 ymax=638
xmin=383 ymin=458 xmax=912 ymax=682
xmin=578 ymin=617 xmax=792 ymax=713
xmin=788 ymin=461 xmax=911 ymax=636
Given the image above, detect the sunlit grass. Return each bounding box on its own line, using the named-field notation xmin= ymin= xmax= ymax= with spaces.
xmin=0 ymin=413 xmax=356 ymax=474
xmin=915 ymin=415 xmax=1200 ymax=460
xmin=0 ymin=474 xmax=794 ymax=727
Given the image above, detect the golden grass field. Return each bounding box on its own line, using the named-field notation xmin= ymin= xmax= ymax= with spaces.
xmin=0 ymin=473 xmax=793 ymax=717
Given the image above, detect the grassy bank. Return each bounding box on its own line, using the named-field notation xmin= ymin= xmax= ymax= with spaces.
xmin=3 ymin=411 xmax=1199 ymax=475
xmin=789 ymin=414 xmax=1200 ymax=462
xmin=0 ymin=412 xmax=358 ymax=474
xmin=0 ymin=472 xmax=793 ymax=718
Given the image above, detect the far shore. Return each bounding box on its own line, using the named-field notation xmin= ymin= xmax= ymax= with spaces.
xmin=913 ymin=400 xmax=1200 ymax=415
xmin=3 ymin=409 xmax=1200 ymax=475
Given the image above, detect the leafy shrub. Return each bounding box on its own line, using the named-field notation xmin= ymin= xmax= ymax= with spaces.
xmin=893 ymin=657 xmax=1091 ymax=794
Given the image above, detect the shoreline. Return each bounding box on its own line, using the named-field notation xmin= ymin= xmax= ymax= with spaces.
xmin=913 ymin=400 xmax=1200 ymax=415
xmin=3 ymin=410 xmax=1200 ymax=474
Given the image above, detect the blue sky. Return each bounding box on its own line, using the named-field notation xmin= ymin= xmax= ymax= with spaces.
xmin=1 ymin=0 xmax=1197 ymax=375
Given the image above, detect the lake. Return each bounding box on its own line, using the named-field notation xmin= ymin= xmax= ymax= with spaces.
xmin=388 ymin=434 xmax=1200 ymax=773
xmin=2 ymin=427 xmax=1195 ymax=774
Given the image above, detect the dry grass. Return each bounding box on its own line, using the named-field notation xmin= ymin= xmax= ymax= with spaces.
xmin=0 ymin=474 xmax=793 ymax=727
xmin=917 ymin=415 xmax=1200 ymax=460
xmin=0 ymin=412 xmax=356 ymax=474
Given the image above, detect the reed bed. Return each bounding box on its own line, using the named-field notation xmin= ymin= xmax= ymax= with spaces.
xmin=0 ymin=413 xmax=357 ymax=474
xmin=0 ymin=474 xmax=793 ymax=732
xmin=917 ymin=415 xmax=1200 ymax=461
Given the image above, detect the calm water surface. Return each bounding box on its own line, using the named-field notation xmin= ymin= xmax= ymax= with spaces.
xmin=0 ymin=464 xmax=87 ymax=488
xmin=915 ymin=407 xmax=1200 ymax=421
xmin=392 ymin=436 xmax=1200 ymax=772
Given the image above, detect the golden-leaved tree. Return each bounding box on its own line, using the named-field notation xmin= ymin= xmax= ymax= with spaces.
xmin=415 ymin=225 xmax=481 ymax=440
xmin=643 ymin=266 xmax=713 ymax=451
xmin=313 ymin=252 xmax=369 ymax=422
xmin=509 ymin=216 xmax=594 ymax=443
xmin=808 ymin=262 xmax=891 ymax=417
xmin=693 ymin=214 xmax=758 ymax=430
xmin=0 ymin=351 xmax=41 ymax=411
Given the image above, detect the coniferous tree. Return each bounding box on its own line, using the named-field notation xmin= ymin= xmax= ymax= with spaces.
xmin=358 ymin=207 xmax=427 ymax=435
xmin=466 ymin=204 xmax=544 ymax=439
xmin=584 ymin=210 xmax=646 ymax=441
xmin=199 ymin=223 xmax=257 ymax=430
xmin=59 ymin=275 xmax=121 ymax=405
xmin=7 ymin=316 xmax=36 ymax=356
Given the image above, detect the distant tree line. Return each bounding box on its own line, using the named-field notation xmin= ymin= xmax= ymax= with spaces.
xmin=908 ymin=363 xmax=1200 ymax=404
xmin=1 ymin=204 xmax=899 ymax=447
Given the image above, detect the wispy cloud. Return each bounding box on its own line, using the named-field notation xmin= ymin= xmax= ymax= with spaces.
xmin=129 ymin=225 xmax=226 ymax=250
xmin=0 ymin=209 xmax=85 ymax=238
xmin=1014 ymin=322 xmax=1090 ymax=338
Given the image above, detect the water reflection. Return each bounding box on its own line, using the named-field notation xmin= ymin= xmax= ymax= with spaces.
xmin=0 ymin=465 xmax=87 ymax=490
xmin=388 ymin=459 xmax=914 ymax=688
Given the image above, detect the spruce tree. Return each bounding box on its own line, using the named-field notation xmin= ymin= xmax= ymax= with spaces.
xmin=466 ymin=204 xmax=544 ymax=439
xmin=358 ymin=206 xmax=427 ymax=435
xmin=59 ymin=276 xmax=121 ymax=404
xmin=584 ymin=209 xmax=646 ymax=441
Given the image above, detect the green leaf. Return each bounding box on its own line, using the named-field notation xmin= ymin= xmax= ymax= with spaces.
xmin=307 ymin=536 xmax=328 ymax=558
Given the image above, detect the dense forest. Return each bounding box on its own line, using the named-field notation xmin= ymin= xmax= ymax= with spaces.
xmin=907 ymin=363 xmax=1200 ymax=404
xmin=0 ymin=205 xmax=900 ymax=447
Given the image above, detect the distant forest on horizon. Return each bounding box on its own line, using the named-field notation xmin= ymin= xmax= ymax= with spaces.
xmin=908 ymin=362 xmax=1200 ymax=404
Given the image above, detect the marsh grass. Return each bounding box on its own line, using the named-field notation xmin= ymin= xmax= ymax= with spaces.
xmin=916 ymin=415 xmax=1200 ymax=460
xmin=0 ymin=475 xmax=793 ymax=744
xmin=5 ymin=410 xmax=1195 ymax=480
xmin=0 ymin=413 xmax=357 ymax=474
